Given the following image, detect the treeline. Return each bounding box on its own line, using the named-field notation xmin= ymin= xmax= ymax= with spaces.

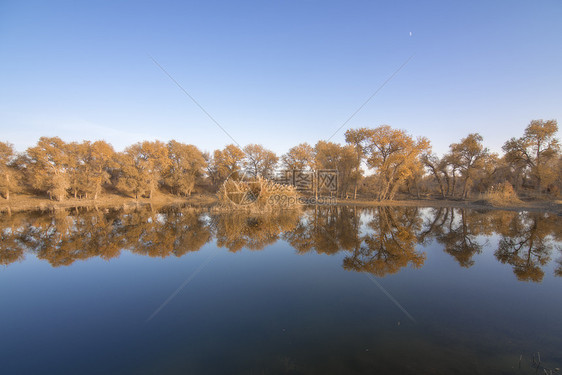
xmin=1 ymin=206 xmax=561 ymax=282
xmin=0 ymin=119 xmax=560 ymax=201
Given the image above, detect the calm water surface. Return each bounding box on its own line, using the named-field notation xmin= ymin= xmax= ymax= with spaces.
xmin=1 ymin=206 xmax=561 ymax=374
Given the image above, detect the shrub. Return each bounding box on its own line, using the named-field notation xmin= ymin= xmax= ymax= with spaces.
xmin=483 ymin=182 xmax=522 ymax=206
xmin=215 ymin=177 xmax=300 ymax=212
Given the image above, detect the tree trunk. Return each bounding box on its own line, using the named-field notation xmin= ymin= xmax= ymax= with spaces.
xmin=451 ymin=172 xmax=457 ymax=198
xmin=435 ymin=172 xmax=445 ymax=198
xmin=442 ymin=171 xmax=450 ymax=197
xmin=461 ymin=177 xmax=468 ymax=199
xmin=388 ymin=186 xmax=397 ymax=200
xmin=380 ymin=178 xmax=392 ymax=201
xmin=536 ymin=174 xmax=542 ymax=195
xmin=536 ymin=143 xmax=542 ymax=193
xmin=5 ymin=174 xmax=10 ymax=200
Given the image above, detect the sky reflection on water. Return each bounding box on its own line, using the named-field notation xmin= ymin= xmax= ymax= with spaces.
xmin=0 ymin=206 xmax=561 ymax=374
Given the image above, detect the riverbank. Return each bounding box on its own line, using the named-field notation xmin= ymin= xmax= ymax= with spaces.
xmin=337 ymin=197 xmax=562 ymax=215
xmin=0 ymin=193 xmax=218 ymax=213
xmin=1 ymin=193 xmax=561 ymax=215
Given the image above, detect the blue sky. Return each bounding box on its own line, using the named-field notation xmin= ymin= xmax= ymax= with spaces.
xmin=1 ymin=0 xmax=561 ymax=156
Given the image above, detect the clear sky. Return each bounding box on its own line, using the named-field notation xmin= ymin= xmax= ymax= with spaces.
xmin=1 ymin=0 xmax=561 ymax=156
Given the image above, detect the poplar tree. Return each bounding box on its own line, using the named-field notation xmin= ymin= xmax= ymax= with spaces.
xmin=117 ymin=141 xmax=170 ymax=199
xmin=282 ymin=143 xmax=314 ymax=171
xmin=0 ymin=142 xmax=17 ymax=200
xmin=26 ymin=137 xmax=70 ymax=201
xmin=243 ymin=144 xmax=278 ymax=177
xmin=503 ymin=119 xmax=560 ymax=193
xmin=164 ymin=140 xmax=206 ymax=196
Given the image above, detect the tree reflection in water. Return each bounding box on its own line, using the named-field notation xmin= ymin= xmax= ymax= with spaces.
xmin=420 ymin=208 xmax=485 ymax=268
xmin=0 ymin=205 xmax=561 ymax=282
xmin=0 ymin=206 xmax=212 ymax=267
xmin=282 ymin=206 xmax=362 ymax=255
xmin=342 ymin=207 xmax=425 ymax=276
xmin=211 ymin=210 xmax=301 ymax=252
xmin=494 ymin=211 xmax=559 ymax=282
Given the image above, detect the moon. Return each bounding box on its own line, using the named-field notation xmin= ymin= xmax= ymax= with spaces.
xmin=409 ymin=31 xmax=412 ymax=37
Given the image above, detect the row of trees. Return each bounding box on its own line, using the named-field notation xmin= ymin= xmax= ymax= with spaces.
xmin=0 ymin=138 xmax=207 ymax=201
xmin=0 ymin=119 xmax=560 ymax=201
xmin=421 ymin=120 xmax=560 ymax=199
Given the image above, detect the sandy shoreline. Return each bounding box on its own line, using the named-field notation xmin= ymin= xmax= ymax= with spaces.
xmin=336 ymin=198 xmax=562 ymax=215
xmin=0 ymin=193 xmax=218 ymax=213
xmin=1 ymin=193 xmax=561 ymax=215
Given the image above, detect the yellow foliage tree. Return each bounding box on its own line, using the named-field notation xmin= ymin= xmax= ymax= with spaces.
xmin=503 ymin=119 xmax=560 ymax=193
xmin=117 ymin=140 xmax=170 ymax=199
xmin=164 ymin=140 xmax=206 ymax=196
xmin=362 ymin=125 xmax=430 ymax=200
xmin=26 ymin=137 xmax=70 ymax=201
xmin=0 ymin=142 xmax=18 ymax=200
xmin=282 ymin=143 xmax=314 ymax=171
xmin=243 ymin=144 xmax=278 ymax=177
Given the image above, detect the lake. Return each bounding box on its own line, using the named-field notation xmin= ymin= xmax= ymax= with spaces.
xmin=1 ymin=205 xmax=561 ymax=374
